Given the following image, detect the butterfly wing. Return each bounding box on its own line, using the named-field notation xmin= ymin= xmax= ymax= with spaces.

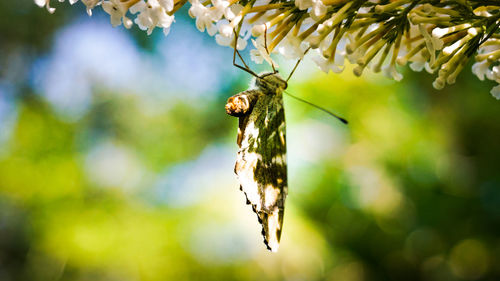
xmin=229 ymin=89 xmax=288 ymax=252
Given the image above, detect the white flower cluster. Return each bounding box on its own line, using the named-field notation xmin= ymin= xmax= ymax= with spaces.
xmin=35 ymin=0 xmax=500 ymax=98
xmin=405 ymin=4 xmax=500 ymax=98
xmin=472 ymin=44 xmax=500 ymax=99
xmin=34 ymin=0 xmax=175 ymax=35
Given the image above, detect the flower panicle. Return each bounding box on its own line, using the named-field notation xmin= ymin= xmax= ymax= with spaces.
xmin=35 ymin=0 xmax=500 ymax=98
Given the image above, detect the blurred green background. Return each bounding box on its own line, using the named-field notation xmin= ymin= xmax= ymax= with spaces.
xmin=1 ymin=2 xmax=500 ymax=281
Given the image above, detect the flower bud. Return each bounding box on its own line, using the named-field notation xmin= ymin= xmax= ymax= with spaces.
xmin=396 ymin=57 xmax=407 ymax=66
xmin=353 ymin=65 xmax=364 ymax=77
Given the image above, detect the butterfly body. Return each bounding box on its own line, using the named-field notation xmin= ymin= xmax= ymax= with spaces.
xmin=226 ymin=73 xmax=288 ymax=252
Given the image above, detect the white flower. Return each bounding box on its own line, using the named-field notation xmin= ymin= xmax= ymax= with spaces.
xmin=210 ymin=0 xmax=229 ymax=20
xmin=472 ymin=60 xmax=490 ymax=81
xmin=82 ymin=0 xmax=101 ymax=15
xmin=424 ymin=63 xmax=435 ymax=74
xmin=159 ymin=0 xmax=174 ymax=12
xmin=224 ymin=4 xmax=243 ymax=21
xmin=295 ymin=0 xmax=312 ymax=10
xmin=34 ymin=0 xmax=56 ymax=13
xmin=218 ymin=9 xmax=245 ymax=37
xmin=34 ymin=0 xmax=100 ymax=15
xmin=250 ymin=49 xmax=264 ymax=64
xmin=215 ymin=33 xmax=247 ymax=50
xmin=102 ymin=0 xmax=133 ymax=28
xmin=250 ymin=37 xmax=277 ymax=67
xmin=197 ymin=12 xmax=217 ymax=35
xmin=409 ymin=61 xmax=425 ymax=72
xmin=312 ymin=51 xmax=345 ymax=73
xmin=251 ymin=23 xmax=267 ymax=37
xmin=491 ymin=85 xmax=500 ymax=100
xmin=277 ymin=34 xmax=308 ymax=60
xmin=408 ymin=52 xmax=429 ymax=72
xmin=487 ymin=66 xmax=500 ymax=82
xmin=188 ymin=0 xmax=217 ymax=35
xmin=129 ymin=1 xmax=145 ymax=14
xmin=383 ymin=64 xmax=403 ymax=81
xmin=219 ymin=23 xmax=234 ymax=37
xmin=310 ymin=0 xmax=326 ymax=21
xmin=131 ymin=0 xmax=175 ymax=35
xmin=188 ymin=0 xmax=206 ymax=18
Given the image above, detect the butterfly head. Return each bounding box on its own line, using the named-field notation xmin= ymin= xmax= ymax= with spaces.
xmin=256 ymin=72 xmax=287 ymax=94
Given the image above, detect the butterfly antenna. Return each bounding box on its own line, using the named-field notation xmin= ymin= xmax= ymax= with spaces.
xmin=233 ymin=28 xmax=259 ymax=78
xmin=286 ymin=47 xmax=311 ymax=83
xmin=263 ymin=24 xmax=277 ymax=74
xmin=284 ymin=90 xmax=348 ymax=125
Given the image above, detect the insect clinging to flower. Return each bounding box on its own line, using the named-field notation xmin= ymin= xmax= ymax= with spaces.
xmin=225 ymin=28 xmax=346 ymax=252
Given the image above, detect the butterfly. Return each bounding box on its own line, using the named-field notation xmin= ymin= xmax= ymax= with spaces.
xmin=225 ymin=29 xmax=346 ymax=252
xmin=225 ymin=72 xmax=288 ymax=252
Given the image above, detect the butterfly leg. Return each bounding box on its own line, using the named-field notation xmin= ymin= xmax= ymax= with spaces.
xmin=232 ymin=29 xmax=259 ymax=77
xmin=286 ymin=47 xmax=311 ymax=82
xmin=263 ymin=25 xmax=276 ymax=74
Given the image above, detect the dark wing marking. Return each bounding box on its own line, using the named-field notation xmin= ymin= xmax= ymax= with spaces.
xmin=228 ymin=89 xmax=287 ymax=252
